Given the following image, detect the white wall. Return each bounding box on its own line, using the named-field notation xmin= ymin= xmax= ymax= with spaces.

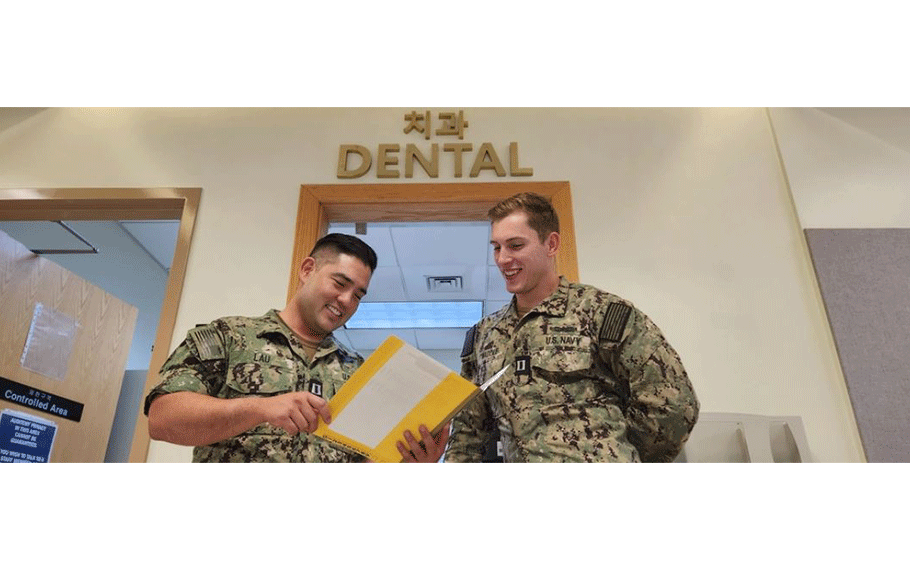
xmin=0 ymin=107 xmax=868 ymax=462
xmin=770 ymin=108 xmax=910 ymax=229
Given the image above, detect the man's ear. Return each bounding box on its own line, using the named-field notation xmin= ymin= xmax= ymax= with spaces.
xmin=298 ymin=256 xmax=317 ymax=283
xmin=546 ymin=231 xmax=560 ymax=257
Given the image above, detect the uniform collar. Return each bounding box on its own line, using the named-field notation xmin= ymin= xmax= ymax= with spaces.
xmin=531 ymin=276 xmax=571 ymax=317
xmin=258 ymin=309 xmax=341 ymax=358
xmin=492 ymin=276 xmax=571 ymax=329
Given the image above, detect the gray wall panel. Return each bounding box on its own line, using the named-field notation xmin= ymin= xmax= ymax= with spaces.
xmin=805 ymin=229 xmax=910 ymax=462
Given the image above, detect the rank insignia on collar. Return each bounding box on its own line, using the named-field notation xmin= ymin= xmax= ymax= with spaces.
xmin=514 ymin=355 xmax=531 ymax=376
xmin=308 ymin=379 xmax=323 ymax=397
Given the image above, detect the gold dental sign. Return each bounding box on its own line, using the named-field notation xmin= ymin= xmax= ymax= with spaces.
xmin=336 ymin=110 xmax=534 ymax=179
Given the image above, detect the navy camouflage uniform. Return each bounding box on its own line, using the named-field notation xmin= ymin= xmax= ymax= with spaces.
xmin=445 ymin=277 xmax=699 ymax=462
xmin=144 ymin=309 xmax=365 ymax=462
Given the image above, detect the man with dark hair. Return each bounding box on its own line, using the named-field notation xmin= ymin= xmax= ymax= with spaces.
xmin=146 ymin=233 xmax=445 ymax=462
xmin=306 ymin=232 xmax=378 ymax=273
xmin=444 ymin=193 xmax=699 ymax=462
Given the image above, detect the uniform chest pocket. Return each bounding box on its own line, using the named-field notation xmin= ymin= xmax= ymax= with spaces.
xmin=320 ymin=371 xmax=351 ymax=400
xmin=226 ymin=363 xmax=296 ymax=395
xmin=478 ymin=348 xmax=507 ymax=384
xmin=532 ymin=347 xmax=594 ymax=383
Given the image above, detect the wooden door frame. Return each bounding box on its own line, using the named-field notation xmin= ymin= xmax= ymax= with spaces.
xmin=287 ymin=181 xmax=578 ymax=303
xmin=0 ymin=187 xmax=201 ymax=462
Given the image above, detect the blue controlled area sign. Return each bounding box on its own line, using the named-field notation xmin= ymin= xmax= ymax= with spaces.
xmin=0 ymin=409 xmax=58 ymax=463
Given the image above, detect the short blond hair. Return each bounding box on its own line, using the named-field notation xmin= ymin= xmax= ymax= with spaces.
xmin=488 ymin=192 xmax=559 ymax=242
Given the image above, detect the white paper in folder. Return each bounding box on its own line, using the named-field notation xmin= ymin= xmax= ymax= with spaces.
xmin=327 ymin=341 xmax=452 ymax=447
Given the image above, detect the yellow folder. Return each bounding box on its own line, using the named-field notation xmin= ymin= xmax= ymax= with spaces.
xmin=314 ymin=335 xmax=483 ymax=463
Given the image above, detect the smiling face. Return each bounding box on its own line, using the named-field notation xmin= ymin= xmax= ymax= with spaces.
xmin=490 ymin=210 xmax=560 ymax=312
xmin=286 ymin=252 xmax=372 ymax=341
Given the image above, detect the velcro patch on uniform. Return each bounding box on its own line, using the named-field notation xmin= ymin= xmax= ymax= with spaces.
xmin=600 ymin=302 xmax=632 ymax=343
xmin=188 ymin=325 xmax=225 ymax=361
xmin=551 ymin=325 xmax=577 ymax=333
xmin=308 ymin=379 xmax=323 ymax=397
xmin=514 ymin=355 xmax=531 ymax=376
xmin=461 ymin=325 xmax=477 ymax=358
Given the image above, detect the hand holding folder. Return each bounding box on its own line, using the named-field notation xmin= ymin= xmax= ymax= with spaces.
xmin=313 ymin=335 xmax=506 ymax=462
xmin=397 ymin=422 xmax=451 ymax=463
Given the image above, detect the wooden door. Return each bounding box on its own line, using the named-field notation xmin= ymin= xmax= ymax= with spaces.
xmin=0 ymin=230 xmax=137 ymax=462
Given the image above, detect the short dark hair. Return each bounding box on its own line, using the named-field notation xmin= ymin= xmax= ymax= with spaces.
xmin=488 ymin=192 xmax=559 ymax=242
xmin=309 ymin=233 xmax=378 ymax=272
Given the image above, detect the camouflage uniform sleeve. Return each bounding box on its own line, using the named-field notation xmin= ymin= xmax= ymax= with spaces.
xmin=443 ymin=325 xmax=490 ymax=462
xmin=143 ymin=322 xmax=229 ymax=416
xmin=598 ymin=303 xmax=699 ymax=462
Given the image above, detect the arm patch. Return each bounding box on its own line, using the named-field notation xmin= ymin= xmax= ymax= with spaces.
xmin=187 ymin=324 xmax=225 ymax=361
xmin=600 ymin=302 xmax=632 ymax=343
xmin=461 ymin=325 xmax=477 ymax=358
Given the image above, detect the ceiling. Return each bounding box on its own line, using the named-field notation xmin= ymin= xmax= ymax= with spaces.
xmin=817 ymin=108 xmax=910 ymax=156
xmin=0 ymin=220 xmax=179 ymax=271
xmin=0 ymin=107 xmax=48 ymax=134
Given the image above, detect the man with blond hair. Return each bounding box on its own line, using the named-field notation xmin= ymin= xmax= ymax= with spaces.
xmin=444 ymin=193 xmax=699 ymax=462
